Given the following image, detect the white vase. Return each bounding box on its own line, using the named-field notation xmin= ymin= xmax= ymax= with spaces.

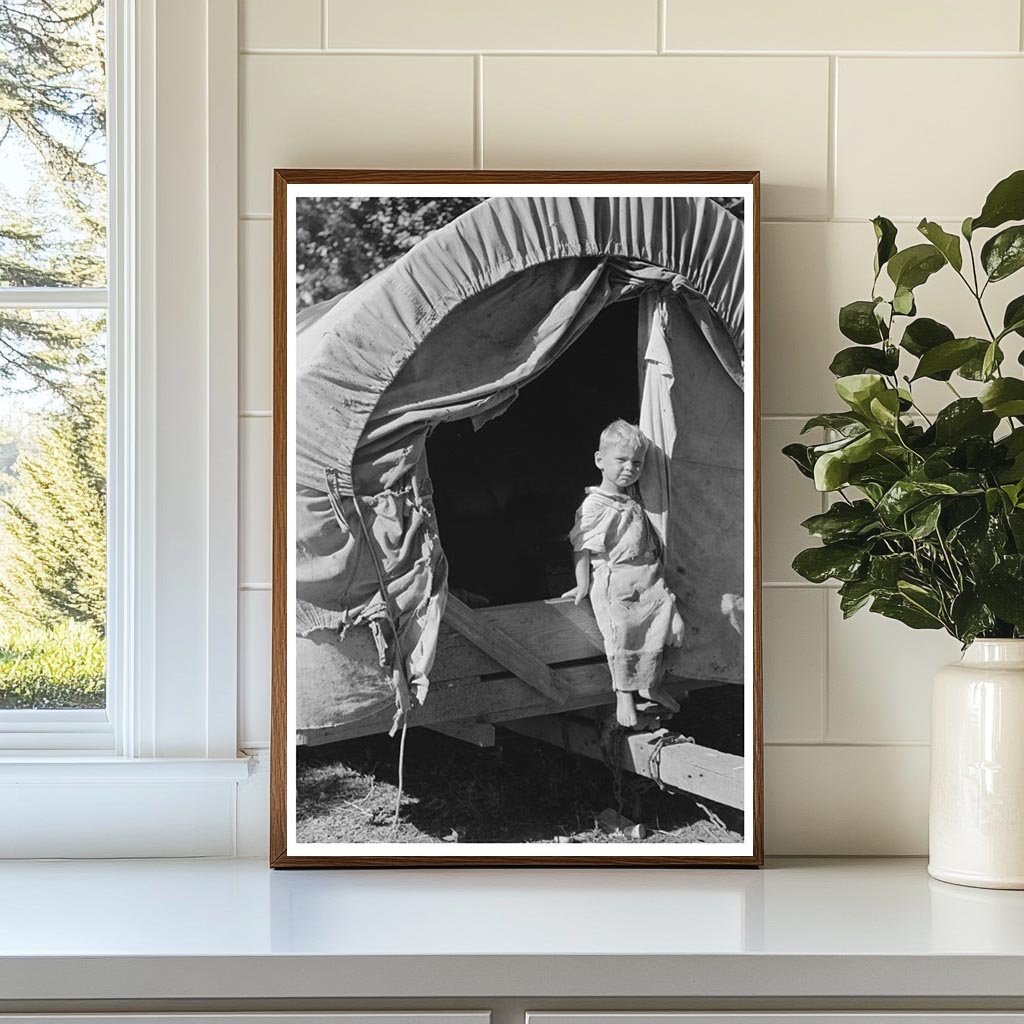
xmin=929 ymin=639 xmax=1024 ymax=889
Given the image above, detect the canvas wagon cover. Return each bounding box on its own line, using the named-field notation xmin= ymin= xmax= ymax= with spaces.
xmin=293 ymin=195 xmax=747 ymax=730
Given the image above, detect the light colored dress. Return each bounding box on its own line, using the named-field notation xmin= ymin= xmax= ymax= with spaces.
xmin=570 ymin=487 xmax=683 ymax=693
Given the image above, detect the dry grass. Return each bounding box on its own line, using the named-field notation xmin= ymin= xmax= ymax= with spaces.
xmin=296 ymin=685 xmax=743 ymax=846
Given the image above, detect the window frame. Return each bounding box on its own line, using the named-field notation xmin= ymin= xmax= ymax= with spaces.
xmin=0 ymin=5 xmax=118 ymax=749
xmin=0 ymin=0 xmax=244 ymax=790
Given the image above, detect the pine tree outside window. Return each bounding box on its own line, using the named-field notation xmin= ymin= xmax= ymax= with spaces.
xmin=0 ymin=1 xmax=110 ymax=744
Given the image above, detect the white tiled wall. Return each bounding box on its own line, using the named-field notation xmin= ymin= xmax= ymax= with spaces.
xmin=236 ymin=0 xmax=1023 ymax=854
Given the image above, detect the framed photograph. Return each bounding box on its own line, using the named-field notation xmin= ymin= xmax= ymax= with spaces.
xmin=271 ymin=170 xmax=762 ymax=867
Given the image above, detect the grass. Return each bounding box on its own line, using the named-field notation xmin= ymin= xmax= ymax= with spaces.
xmin=296 ymin=685 xmax=744 ymax=846
xmin=0 ymin=620 xmax=105 ymax=709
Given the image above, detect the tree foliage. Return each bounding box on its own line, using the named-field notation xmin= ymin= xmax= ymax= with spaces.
xmin=0 ymin=0 xmax=106 ymax=393
xmin=786 ymin=169 xmax=1024 ymax=643
xmin=0 ymin=369 xmax=105 ymax=632
xmin=0 ymin=1 xmax=107 ymax=651
xmin=295 ymin=197 xmax=483 ymax=307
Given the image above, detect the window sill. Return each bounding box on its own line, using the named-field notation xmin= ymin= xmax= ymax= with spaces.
xmin=0 ymin=754 xmax=252 ymax=782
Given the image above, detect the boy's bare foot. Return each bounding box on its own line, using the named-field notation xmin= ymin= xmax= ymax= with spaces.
xmin=670 ymin=609 xmax=685 ymax=646
xmin=639 ymin=683 xmax=680 ymax=713
xmin=615 ymin=691 xmax=638 ymax=728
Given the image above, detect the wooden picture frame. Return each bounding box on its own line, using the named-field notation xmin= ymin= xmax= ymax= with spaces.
xmin=271 ymin=170 xmax=763 ymax=867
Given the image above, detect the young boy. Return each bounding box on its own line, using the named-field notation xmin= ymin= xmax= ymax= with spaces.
xmin=566 ymin=420 xmax=685 ymax=728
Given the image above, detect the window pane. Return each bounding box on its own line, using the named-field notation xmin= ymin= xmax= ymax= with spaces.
xmin=0 ymin=1 xmax=107 ymax=288
xmin=0 ymin=309 xmax=105 ymax=710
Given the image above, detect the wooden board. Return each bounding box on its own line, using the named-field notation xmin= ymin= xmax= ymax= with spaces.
xmin=444 ymin=595 xmax=570 ymax=702
xmin=427 ymin=721 xmax=496 ymax=747
xmin=431 ymin=597 xmax=604 ymax=683
xmin=297 ymin=660 xmax=613 ymax=746
xmin=296 ymin=668 xmax=736 ymax=748
xmin=502 ymin=712 xmax=745 ymax=810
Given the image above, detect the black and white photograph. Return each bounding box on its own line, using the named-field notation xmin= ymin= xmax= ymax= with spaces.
xmin=272 ymin=172 xmax=762 ymax=866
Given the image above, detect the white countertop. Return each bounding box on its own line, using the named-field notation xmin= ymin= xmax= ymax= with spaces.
xmin=2 ymin=857 xmax=1024 ymax=1001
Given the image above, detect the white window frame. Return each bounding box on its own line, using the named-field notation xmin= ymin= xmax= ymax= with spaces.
xmin=0 ymin=0 xmax=249 ymax=856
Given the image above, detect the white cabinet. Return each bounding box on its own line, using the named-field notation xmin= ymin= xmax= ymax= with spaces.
xmin=0 ymin=1017 xmax=490 ymax=1024
xmin=528 ymin=1017 xmax=1024 ymax=1024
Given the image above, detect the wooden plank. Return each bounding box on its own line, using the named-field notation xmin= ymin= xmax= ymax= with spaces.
xmin=297 ymin=660 xmax=613 ymax=746
xmin=479 ymin=598 xmax=605 ymax=659
xmin=296 ymin=670 xmax=740 ymax=747
xmin=427 ymin=721 xmax=496 ymax=747
xmin=444 ymin=594 xmax=570 ymax=702
xmin=430 ymin=597 xmax=605 ymax=683
xmin=501 ymin=713 xmax=745 ymax=810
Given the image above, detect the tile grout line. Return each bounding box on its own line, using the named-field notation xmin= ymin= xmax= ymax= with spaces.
xmin=657 ymin=0 xmax=666 ymax=54
xmin=819 ymin=427 xmax=832 ymax=742
xmin=827 ymin=55 xmax=838 ymax=220
xmin=820 ymin=587 xmax=831 ymax=743
xmin=1021 ymin=0 xmax=1024 ymax=52
xmin=321 ymin=0 xmax=328 ymax=50
xmin=765 ymin=740 xmax=931 ymax=748
xmin=237 ymin=47 xmax=1024 ymax=57
xmin=474 ymin=55 xmax=484 ymax=169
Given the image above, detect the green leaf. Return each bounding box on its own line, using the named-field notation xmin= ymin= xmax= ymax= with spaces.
xmin=933 ymin=470 xmax=987 ymax=494
xmin=933 ymin=398 xmax=999 ymax=445
xmin=868 ymin=552 xmax=915 ymax=587
xmin=872 ymin=216 xmax=898 ymax=277
xmin=1002 ymin=295 xmax=1024 ymax=340
xmin=981 ymin=225 xmax=1024 ymax=282
xmin=1009 ymin=508 xmax=1024 ymax=547
xmin=838 ymin=579 xmax=882 ymax=618
xmin=900 ymin=317 xmax=955 ymax=358
xmin=892 ymin=286 xmax=916 ymax=316
xmin=908 ymin=500 xmax=942 ymax=539
xmin=1006 ymin=427 xmax=1024 ymax=456
xmin=782 ymin=442 xmax=814 ymax=479
xmin=868 ymin=389 xmax=902 ymax=430
xmin=887 ymin=243 xmax=946 ymax=291
xmin=980 ymin=378 xmax=1024 ymax=418
xmin=877 ymin=479 xmax=958 ymax=524
xmin=962 ymin=216 xmax=974 ymax=241
xmin=835 ymin=373 xmax=887 ymax=413
xmin=814 ymin=451 xmax=851 ymax=491
xmin=800 ymin=501 xmax=879 ymax=543
xmin=871 ymin=594 xmax=943 ymax=630
xmin=959 ymin=344 xmax=1004 ymax=381
xmin=917 ymin=219 xmax=963 ymax=272
xmin=976 ymin=579 xmax=1024 ymax=629
xmin=839 ymin=300 xmax=886 ymax=345
xmin=911 ymin=338 xmax=988 ymax=381
xmin=792 ymin=543 xmax=866 ymax=584
xmin=829 ymin=345 xmax=899 ymax=378
xmin=971 ymin=168 xmax=1024 ymax=232
xmin=985 ymin=487 xmax=1008 ymax=514
xmin=982 ymin=341 xmax=1000 ymax=381
xmin=800 ymin=413 xmax=866 ymax=435
xmin=950 ymin=592 xmax=996 ymax=644
xmin=845 ymin=431 xmax=888 ymax=465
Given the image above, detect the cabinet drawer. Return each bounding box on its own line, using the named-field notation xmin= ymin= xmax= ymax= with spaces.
xmin=528 ymin=1016 xmax=1024 ymax=1024
xmin=0 ymin=1016 xmax=490 ymax=1024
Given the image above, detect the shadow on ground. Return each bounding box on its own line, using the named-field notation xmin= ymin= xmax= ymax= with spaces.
xmin=295 ymin=685 xmax=744 ymax=846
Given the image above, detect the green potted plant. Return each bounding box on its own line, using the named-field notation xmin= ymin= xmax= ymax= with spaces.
xmin=785 ymin=169 xmax=1024 ymax=889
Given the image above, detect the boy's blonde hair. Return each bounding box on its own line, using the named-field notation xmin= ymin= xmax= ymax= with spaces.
xmin=599 ymin=419 xmax=647 ymax=454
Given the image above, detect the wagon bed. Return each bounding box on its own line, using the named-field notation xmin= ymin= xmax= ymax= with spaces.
xmin=296 ymin=595 xmax=745 ymax=811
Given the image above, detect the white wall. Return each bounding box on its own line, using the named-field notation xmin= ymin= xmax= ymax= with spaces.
xmin=235 ymin=0 xmax=1024 ymax=855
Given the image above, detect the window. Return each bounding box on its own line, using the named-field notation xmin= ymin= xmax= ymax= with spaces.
xmin=0 ymin=0 xmax=246 ymax=858
xmin=0 ymin=1 xmax=111 ymax=749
